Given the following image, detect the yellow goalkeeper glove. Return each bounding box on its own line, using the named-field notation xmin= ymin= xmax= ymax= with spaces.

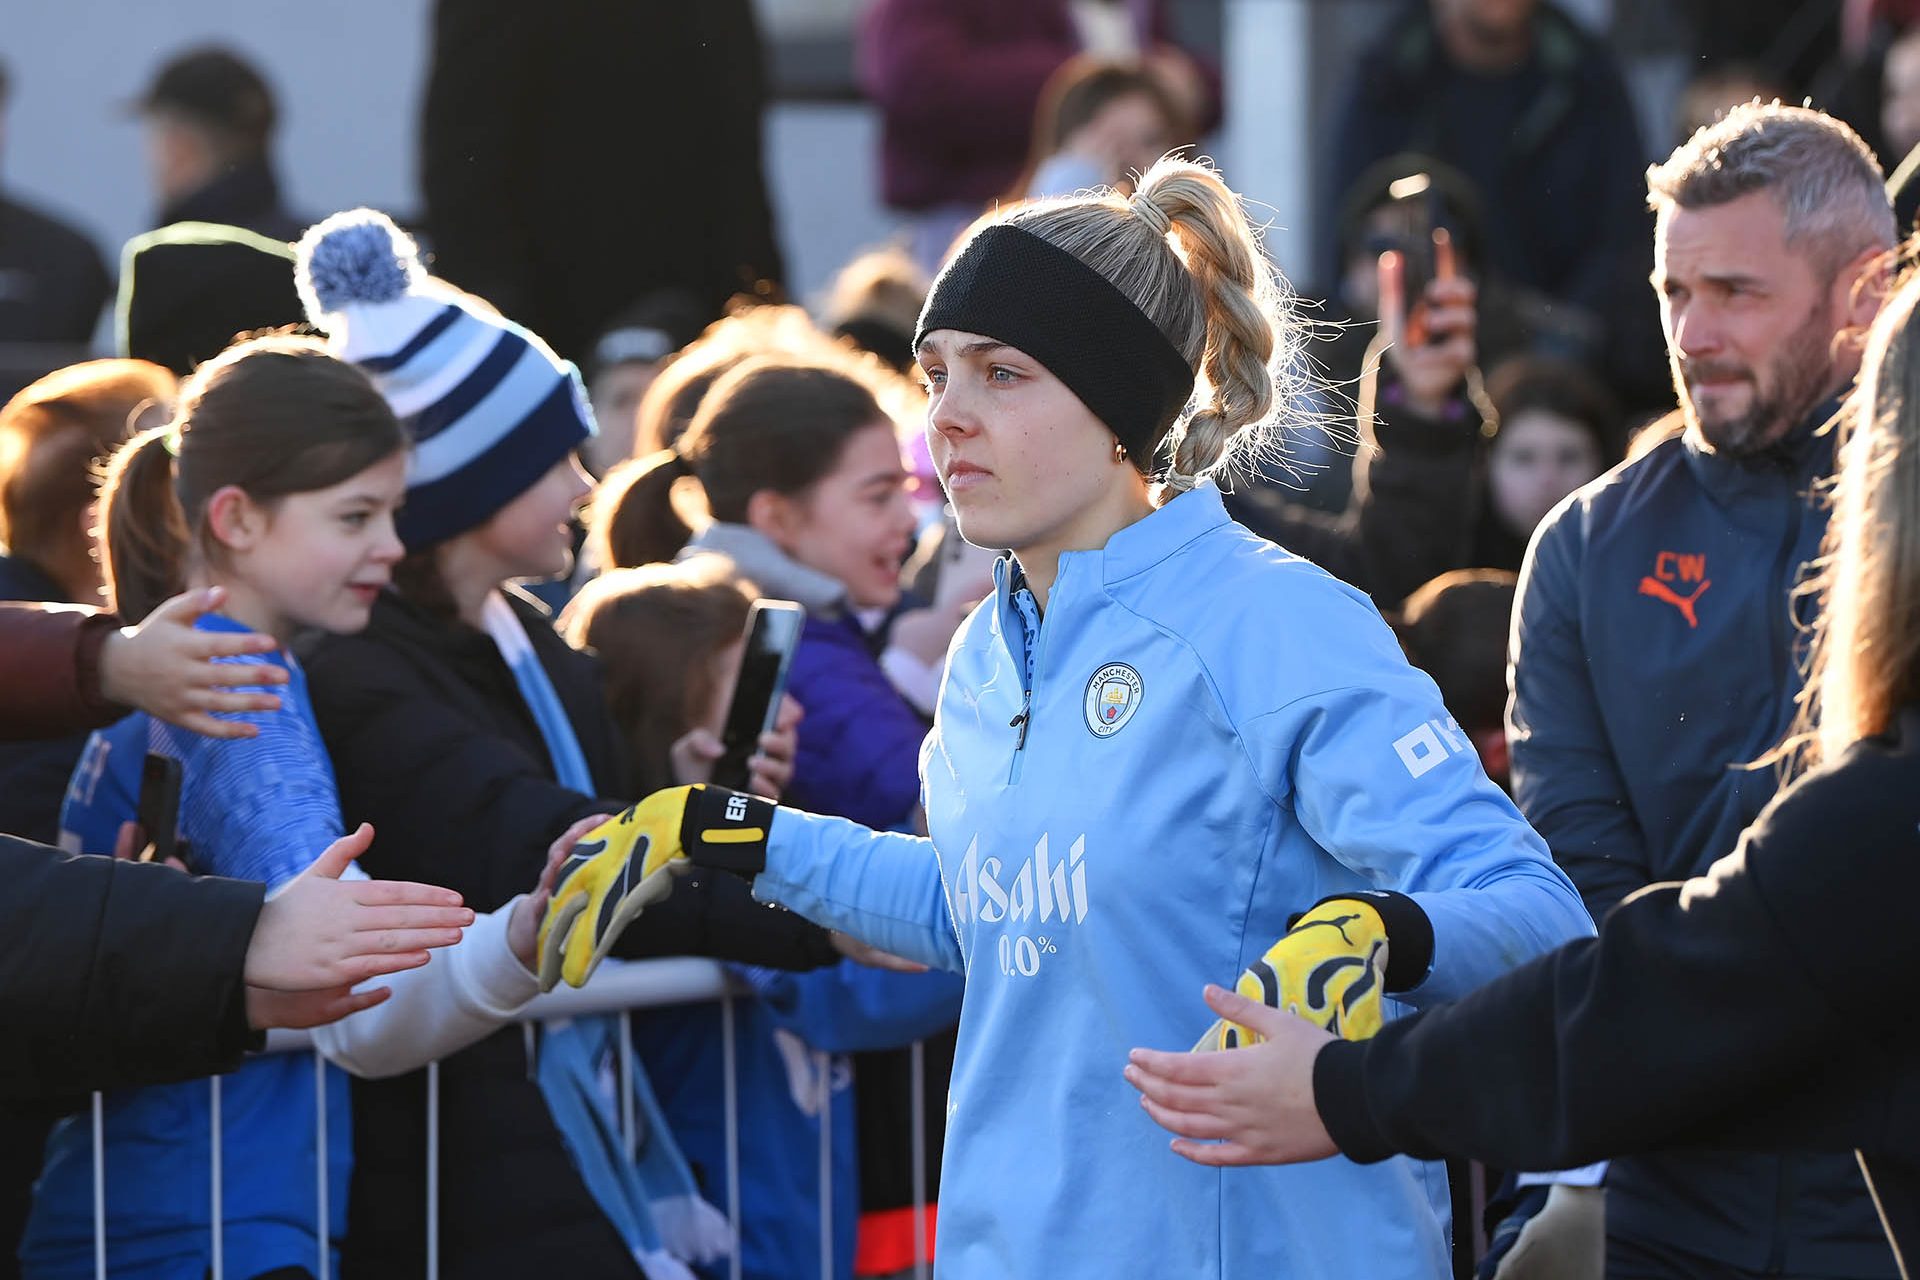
xmin=536 ymin=784 xmax=775 ymax=991
xmin=1194 ymin=895 xmax=1419 ymax=1050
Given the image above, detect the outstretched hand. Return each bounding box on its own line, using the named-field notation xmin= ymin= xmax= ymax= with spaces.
xmin=246 ymin=982 xmax=394 ymax=1031
xmin=245 ymin=824 xmax=473 ymax=991
xmin=97 ymin=587 xmax=288 ymax=739
xmin=831 ymin=931 xmax=928 ymax=974
xmin=670 ymin=694 xmax=804 ymax=799
xmin=1124 ymin=983 xmax=1338 ymax=1166
xmin=511 ymin=813 xmax=611 ymax=970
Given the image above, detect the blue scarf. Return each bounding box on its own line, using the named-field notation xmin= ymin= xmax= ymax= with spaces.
xmin=481 ymin=592 xmax=730 ymax=1278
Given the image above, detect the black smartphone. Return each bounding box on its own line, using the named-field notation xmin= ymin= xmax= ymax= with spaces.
xmin=1386 ymin=172 xmax=1439 ymax=319
xmin=710 ymin=600 xmax=806 ymax=791
xmin=137 ymin=752 xmax=185 ymax=866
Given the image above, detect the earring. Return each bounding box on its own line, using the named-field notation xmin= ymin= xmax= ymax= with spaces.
xmin=1113 ymin=438 xmax=1128 ymax=462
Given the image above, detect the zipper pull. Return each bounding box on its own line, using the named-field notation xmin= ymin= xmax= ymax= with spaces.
xmin=1010 ymin=691 xmax=1032 ymax=751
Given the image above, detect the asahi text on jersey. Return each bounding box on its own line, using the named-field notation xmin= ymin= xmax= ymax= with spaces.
xmin=952 ymin=834 xmax=1088 ymax=977
xmin=952 ymin=833 xmax=1089 ymax=927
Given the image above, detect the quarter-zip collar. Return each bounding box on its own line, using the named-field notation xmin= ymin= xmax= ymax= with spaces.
xmin=1681 ymin=395 xmax=1842 ymax=515
xmin=989 ymin=480 xmax=1230 ymax=673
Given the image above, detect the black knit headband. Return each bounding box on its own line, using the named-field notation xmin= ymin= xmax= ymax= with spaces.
xmin=914 ymin=224 xmax=1197 ymax=463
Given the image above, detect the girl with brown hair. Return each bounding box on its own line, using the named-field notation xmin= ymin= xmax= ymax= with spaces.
xmin=28 ymin=334 xmax=511 ymax=1280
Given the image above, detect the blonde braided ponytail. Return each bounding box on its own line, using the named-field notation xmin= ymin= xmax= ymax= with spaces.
xmin=1007 ymin=155 xmax=1290 ymax=496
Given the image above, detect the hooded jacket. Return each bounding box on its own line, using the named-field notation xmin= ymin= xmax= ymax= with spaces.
xmin=746 ymin=481 xmax=1591 ymax=1277
xmin=1510 ymin=406 xmax=1898 ymax=1274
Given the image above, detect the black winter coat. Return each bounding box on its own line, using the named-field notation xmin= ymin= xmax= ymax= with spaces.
xmin=303 ymin=589 xmax=838 ymax=1280
xmin=1318 ymin=704 xmax=1920 ymax=1278
xmin=418 ymin=0 xmax=784 ymax=360
xmin=1 ymin=837 xmax=261 ymax=1099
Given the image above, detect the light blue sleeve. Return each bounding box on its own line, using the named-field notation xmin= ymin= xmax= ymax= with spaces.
xmin=736 ymin=962 xmax=965 ymax=1054
xmin=754 ymin=806 xmax=965 ymax=974
xmin=157 ymin=661 xmax=343 ymax=892
xmin=1239 ymin=617 xmax=1594 ymax=1007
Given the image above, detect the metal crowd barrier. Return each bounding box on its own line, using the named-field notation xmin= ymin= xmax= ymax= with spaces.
xmin=85 ymin=958 xmax=936 ymax=1280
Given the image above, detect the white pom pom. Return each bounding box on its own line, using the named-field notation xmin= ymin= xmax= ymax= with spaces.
xmin=295 ymin=208 xmax=422 ymax=321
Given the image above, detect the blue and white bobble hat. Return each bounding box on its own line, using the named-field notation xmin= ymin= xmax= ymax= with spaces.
xmin=295 ymin=208 xmax=596 ymax=550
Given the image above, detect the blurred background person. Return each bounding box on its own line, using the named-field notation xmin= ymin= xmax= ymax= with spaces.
xmin=0 ymin=359 xmax=175 ymax=843
xmin=1472 ymin=355 xmax=1620 ymax=571
xmin=1395 ymin=568 xmax=1520 ymax=789
xmin=1325 ymin=0 xmax=1662 ymax=407
xmin=419 ymin=0 xmax=786 ymax=364
xmin=1011 ymin=55 xmax=1193 ymax=200
xmin=858 ymin=0 xmax=1217 ymax=271
xmin=819 ymin=246 xmax=928 ymax=375
xmin=0 ymin=62 xmax=110 ymax=380
xmin=580 ymin=290 xmax=711 ymax=477
xmin=135 ymin=45 xmax=305 ymax=241
xmin=114 ymin=221 xmax=306 ymax=378
xmin=1669 ymin=63 xmax=1788 ymax=147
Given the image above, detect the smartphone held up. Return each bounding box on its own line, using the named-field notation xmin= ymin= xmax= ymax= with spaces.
xmin=710 ymin=600 xmax=806 ymax=792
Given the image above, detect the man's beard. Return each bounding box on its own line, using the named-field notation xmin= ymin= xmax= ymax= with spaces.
xmin=1673 ymin=304 xmax=1837 ymax=457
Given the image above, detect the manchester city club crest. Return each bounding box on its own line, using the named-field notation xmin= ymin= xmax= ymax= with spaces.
xmin=1083 ymin=663 xmax=1144 ymax=738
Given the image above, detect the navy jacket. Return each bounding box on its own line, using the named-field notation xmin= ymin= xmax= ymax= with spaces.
xmin=1510 ymin=408 xmax=1898 ymax=1274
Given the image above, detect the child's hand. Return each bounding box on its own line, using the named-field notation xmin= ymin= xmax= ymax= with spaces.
xmin=110 ymin=819 xmax=186 ymax=871
xmin=889 ymin=593 xmax=982 ymax=667
xmin=831 ymin=931 xmax=928 ymax=974
xmin=246 ymin=982 xmax=393 ymax=1031
xmin=1125 ymin=984 xmax=1339 ymax=1167
xmin=97 ymin=587 xmax=288 ymax=739
xmin=747 ymin=694 xmax=803 ymax=800
xmin=510 ymin=814 xmax=610 ymax=971
xmin=668 ymin=695 xmax=804 ymax=799
xmin=669 ymin=727 xmax=725 ymax=786
xmin=245 ymin=824 xmax=473 ymax=990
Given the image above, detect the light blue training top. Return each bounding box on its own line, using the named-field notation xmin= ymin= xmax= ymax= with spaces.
xmin=751 ymin=481 xmax=1593 ymax=1279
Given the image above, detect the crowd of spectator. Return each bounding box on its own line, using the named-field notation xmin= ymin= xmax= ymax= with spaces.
xmin=4 ymin=1 xmax=1920 ymax=1278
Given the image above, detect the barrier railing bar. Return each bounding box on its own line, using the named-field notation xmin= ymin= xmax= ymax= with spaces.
xmin=618 ymin=1010 xmax=637 ymax=1159
xmin=210 ymin=1074 xmax=223 ymax=1280
xmin=723 ymin=993 xmax=742 ymax=1280
xmin=316 ymin=1050 xmax=330 ymax=1280
xmin=911 ymin=1037 xmax=929 ymax=1280
xmin=426 ymin=1059 xmax=440 ymax=1280
xmin=91 ymin=1093 xmax=105 ymax=1280
xmin=818 ymin=1048 xmax=832 ymax=1280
